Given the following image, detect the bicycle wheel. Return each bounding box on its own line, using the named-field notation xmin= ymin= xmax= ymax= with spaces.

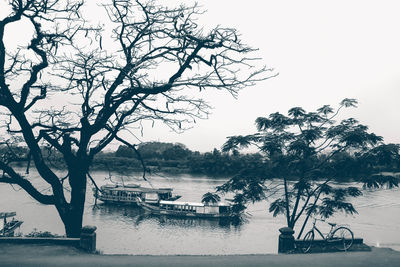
xmin=331 ymin=227 xmax=354 ymax=251
xmin=301 ymin=230 xmax=314 ymax=253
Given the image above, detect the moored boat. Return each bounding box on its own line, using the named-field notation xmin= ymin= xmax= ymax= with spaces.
xmin=93 ymin=183 xmax=181 ymax=205
xmin=0 ymin=212 xmax=23 ymax=237
xmin=137 ymin=198 xmax=233 ymax=218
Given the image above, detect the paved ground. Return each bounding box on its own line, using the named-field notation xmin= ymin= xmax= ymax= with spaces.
xmin=0 ymin=243 xmax=399 ymax=266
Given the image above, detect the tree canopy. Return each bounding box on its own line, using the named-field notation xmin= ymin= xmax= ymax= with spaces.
xmin=218 ymin=99 xmax=399 ymax=237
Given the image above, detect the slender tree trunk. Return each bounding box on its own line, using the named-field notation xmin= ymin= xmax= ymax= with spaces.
xmin=283 ymin=177 xmax=291 ymax=227
xmin=289 ymin=186 xmax=302 ymax=228
xmin=296 ymin=191 xmax=321 ymax=239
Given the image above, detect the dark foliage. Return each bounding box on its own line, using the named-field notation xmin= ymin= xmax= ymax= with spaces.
xmin=217 ymin=99 xmax=399 ymax=236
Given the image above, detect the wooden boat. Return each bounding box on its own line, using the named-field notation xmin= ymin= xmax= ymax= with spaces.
xmin=137 ymin=198 xmax=233 ymax=218
xmin=93 ymin=183 xmax=181 ymax=205
xmin=0 ymin=212 xmax=23 ymax=237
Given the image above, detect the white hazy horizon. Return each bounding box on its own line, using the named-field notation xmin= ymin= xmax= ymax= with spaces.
xmin=2 ymin=0 xmax=400 ymax=153
xmin=133 ymin=0 xmax=400 ymax=152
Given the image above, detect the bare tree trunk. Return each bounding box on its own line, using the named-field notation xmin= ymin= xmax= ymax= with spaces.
xmin=57 ymin=203 xmax=84 ymax=238
xmin=61 ymin=163 xmax=88 ymax=238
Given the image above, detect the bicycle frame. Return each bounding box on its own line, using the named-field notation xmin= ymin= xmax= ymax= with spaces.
xmin=301 ymin=217 xmax=354 ymax=253
xmin=309 ymin=218 xmax=336 ymax=241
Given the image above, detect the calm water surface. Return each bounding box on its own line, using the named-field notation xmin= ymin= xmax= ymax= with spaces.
xmin=1 ymin=169 xmax=399 ymax=255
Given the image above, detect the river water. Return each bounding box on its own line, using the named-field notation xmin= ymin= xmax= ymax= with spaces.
xmin=1 ymin=169 xmax=399 ymax=255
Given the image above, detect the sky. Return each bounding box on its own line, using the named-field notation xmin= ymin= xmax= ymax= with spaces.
xmin=2 ymin=0 xmax=400 ymax=152
xmin=137 ymin=0 xmax=400 ymax=152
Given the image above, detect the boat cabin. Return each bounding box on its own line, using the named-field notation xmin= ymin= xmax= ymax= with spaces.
xmin=158 ymin=200 xmax=231 ymax=217
xmin=95 ymin=184 xmax=175 ymax=204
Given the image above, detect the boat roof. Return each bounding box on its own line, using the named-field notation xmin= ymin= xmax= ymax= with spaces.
xmin=160 ymin=200 xmax=205 ymax=207
xmin=100 ymin=184 xmax=173 ymax=193
xmin=159 ymin=200 xmax=231 ymax=207
xmin=0 ymin=212 xmax=16 ymax=218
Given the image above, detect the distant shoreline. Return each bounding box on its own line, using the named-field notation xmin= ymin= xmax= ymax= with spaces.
xmin=10 ymin=161 xmax=400 ymax=182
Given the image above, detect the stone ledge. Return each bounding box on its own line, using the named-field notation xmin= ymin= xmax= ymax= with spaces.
xmin=294 ymin=238 xmax=371 ymax=253
xmin=0 ymin=237 xmax=80 ymax=246
xmin=296 ymin=238 xmax=364 ymax=245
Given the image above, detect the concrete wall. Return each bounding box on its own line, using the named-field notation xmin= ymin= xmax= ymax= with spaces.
xmin=0 ymin=225 xmax=97 ymax=253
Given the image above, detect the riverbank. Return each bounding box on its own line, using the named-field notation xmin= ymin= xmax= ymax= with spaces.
xmin=0 ymin=243 xmax=399 ymax=267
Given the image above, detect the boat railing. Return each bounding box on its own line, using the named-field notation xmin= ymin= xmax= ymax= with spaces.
xmin=99 ymin=195 xmax=138 ymax=201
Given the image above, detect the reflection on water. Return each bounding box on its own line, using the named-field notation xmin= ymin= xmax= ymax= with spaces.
xmin=157 ymin=216 xmax=232 ymax=229
xmin=0 ymin=169 xmax=399 ymax=254
xmin=91 ymin=204 xmax=233 ymax=229
xmin=91 ymin=204 xmax=147 ymax=226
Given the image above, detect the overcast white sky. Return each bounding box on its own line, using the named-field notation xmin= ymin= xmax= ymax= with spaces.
xmin=139 ymin=0 xmax=400 ymax=152
xmin=2 ymin=1 xmax=400 ymax=152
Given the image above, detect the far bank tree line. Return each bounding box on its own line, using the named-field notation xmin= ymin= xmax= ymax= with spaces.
xmin=4 ymin=139 xmax=400 ymax=179
xmin=110 ymin=142 xmax=265 ymax=176
xmin=103 ymin=140 xmax=400 ymax=180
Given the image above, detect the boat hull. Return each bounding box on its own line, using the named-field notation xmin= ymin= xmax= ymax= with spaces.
xmin=138 ymin=200 xmax=232 ymax=219
xmin=97 ymin=198 xmax=140 ymax=205
xmin=1 ymin=221 xmax=23 ymax=236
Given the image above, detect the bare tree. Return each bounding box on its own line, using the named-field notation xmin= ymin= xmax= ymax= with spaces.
xmin=0 ymin=0 xmax=271 ymax=237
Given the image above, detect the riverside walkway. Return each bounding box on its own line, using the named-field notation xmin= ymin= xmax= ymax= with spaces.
xmin=0 ymin=243 xmax=399 ymax=266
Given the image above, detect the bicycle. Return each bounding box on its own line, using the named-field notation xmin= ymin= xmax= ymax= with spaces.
xmin=301 ymin=217 xmax=354 ymax=253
